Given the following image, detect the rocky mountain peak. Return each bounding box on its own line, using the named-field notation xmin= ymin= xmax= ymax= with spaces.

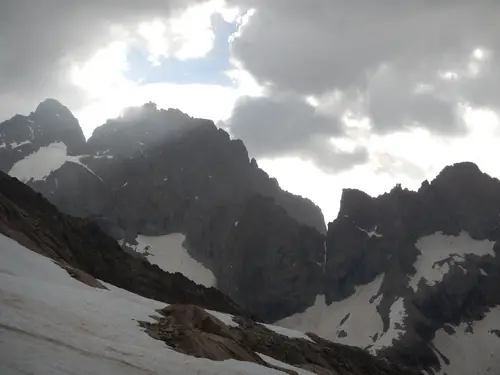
xmin=337 ymin=188 xmax=376 ymax=226
xmin=0 ymin=98 xmax=86 ymax=172
xmin=35 ymin=98 xmax=73 ymax=116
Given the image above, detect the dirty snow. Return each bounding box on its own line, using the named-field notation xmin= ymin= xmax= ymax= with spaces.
xmin=277 ymin=274 xmax=385 ymax=349
xmin=132 ymin=233 xmax=217 ymax=288
xmin=8 ymin=142 xmax=102 ymax=182
xmin=0 ymin=233 xmax=291 ymax=375
xmin=432 ymin=306 xmax=500 ymax=375
xmin=410 ymin=231 xmax=495 ymax=292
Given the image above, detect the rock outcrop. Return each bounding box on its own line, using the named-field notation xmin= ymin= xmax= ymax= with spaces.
xmin=140 ymin=304 xmax=419 ymax=375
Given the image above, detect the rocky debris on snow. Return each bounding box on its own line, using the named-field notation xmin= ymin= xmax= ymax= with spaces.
xmin=140 ymin=304 xmax=420 ymax=375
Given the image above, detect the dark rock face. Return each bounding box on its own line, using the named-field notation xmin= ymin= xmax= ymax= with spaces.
xmin=0 ymin=170 xmax=244 ymax=315
xmin=323 ymin=162 xmax=500 ymax=373
xmin=214 ymin=195 xmax=325 ymax=321
xmin=0 ymin=101 xmax=326 ymax=322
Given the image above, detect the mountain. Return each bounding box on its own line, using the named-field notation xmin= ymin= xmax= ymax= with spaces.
xmin=279 ymin=162 xmax=500 ymax=374
xmin=0 ymin=170 xmax=419 ymax=375
xmin=2 ymin=99 xmax=500 ymax=374
xmin=0 ymin=99 xmax=327 ymax=321
xmin=0 ymin=99 xmax=85 ymax=173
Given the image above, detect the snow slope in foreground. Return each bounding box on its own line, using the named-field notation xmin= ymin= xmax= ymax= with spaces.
xmin=128 ymin=233 xmax=217 ymax=288
xmin=0 ymin=233 xmax=294 ymax=375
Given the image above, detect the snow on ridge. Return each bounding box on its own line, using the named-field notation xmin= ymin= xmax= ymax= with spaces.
xmin=0 ymin=233 xmax=285 ymax=375
xmin=432 ymin=306 xmax=500 ymax=375
xmin=10 ymin=140 xmax=31 ymax=149
xmin=357 ymin=225 xmax=383 ymax=238
xmin=8 ymin=142 xmax=102 ymax=182
xmin=410 ymin=231 xmax=496 ymax=292
xmin=277 ymin=274 xmax=385 ymax=349
xmin=129 ymin=233 xmax=217 ymax=288
xmin=0 ymin=140 xmax=31 ymax=149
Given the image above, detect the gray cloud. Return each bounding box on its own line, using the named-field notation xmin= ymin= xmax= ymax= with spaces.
xmin=230 ymin=1 xmax=498 ymax=94
xmin=0 ymin=0 xmax=203 ymax=117
xmin=228 ymin=0 xmax=500 ymax=135
xmin=224 ymin=94 xmax=368 ymax=172
xmin=364 ymin=65 xmax=463 ymax=135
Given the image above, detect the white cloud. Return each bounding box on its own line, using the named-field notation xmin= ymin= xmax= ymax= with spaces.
xmin=137 ymin=0 xmax=228 ymax=64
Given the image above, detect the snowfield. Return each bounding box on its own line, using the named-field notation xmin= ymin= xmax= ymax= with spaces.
xmin=278 ymin=229 xmax=500 ymax=371
xmin=410 ymin=231 xmax=496 ymax=291
xmin=431 ymin=306 xmax=500 ymax=375
xmin=0 ymin=233 xmax=298 ymax=375
xmin=278 ymin=274 xmax=385 ymax=350
xmin=8 ymin=142 xmax=101 ymax=182
xmin=128 ymin=233 xmax=217 ymax=288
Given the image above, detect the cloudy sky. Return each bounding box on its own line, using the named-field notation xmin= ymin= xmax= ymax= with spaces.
xmin=1 ymin=0 xmax=500 ymax=221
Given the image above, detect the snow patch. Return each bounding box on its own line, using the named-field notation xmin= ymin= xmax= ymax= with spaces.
xmin=8 ymin=142 xmax=102 ymax=182
xmin=10 ymin=140 xmax=31 ymax=149
xmin=93 ymin=150 xmax=114 ymax=159
xmin=131 ymin=234 xmax=216 ymax=288
xmin=410 ymin=231 xmax=495 ymax=292
xmin=0 ymin=234 xmax=281 ymax=375
xmin=357 ymin=225 xmax=383 ymax=238
xmin=432 ymin=306 xmax=500 ymax=375
xmin=277 ymin=274 xmax=385 ymax=349
xmin=370 ymin=298 xmax=407 ymax=352
xmin=205 ymin=310 xmax=239 ymax=328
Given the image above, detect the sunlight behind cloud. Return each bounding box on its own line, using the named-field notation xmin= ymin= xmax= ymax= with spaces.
xmin=137 ymin=0 xmax=239 ymax=64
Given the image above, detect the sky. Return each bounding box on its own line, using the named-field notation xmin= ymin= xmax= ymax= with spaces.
xmin=1 ymin=0 xmax=500 ymax=222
